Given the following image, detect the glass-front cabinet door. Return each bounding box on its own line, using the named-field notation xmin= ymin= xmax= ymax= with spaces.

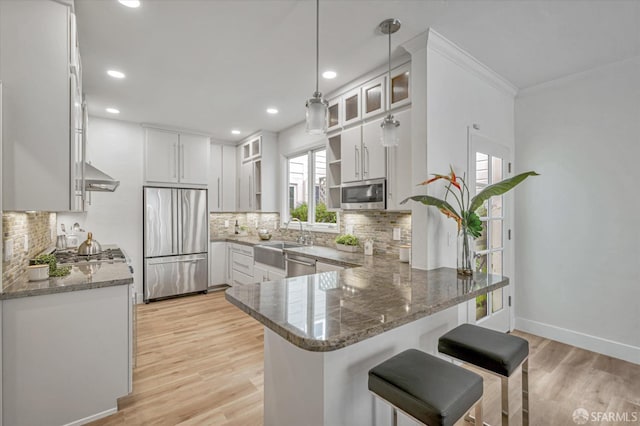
xmin=361 ymin=75 xmax=386 ymax=119
xmin=389 ymin=63 xmax=410 ymax=109
xmin=327 ymin=98 xmax=341 ymax=132
xmin=341 ymin=88 xmax=361 ymax=127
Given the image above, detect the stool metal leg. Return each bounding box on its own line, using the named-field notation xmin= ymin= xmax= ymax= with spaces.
xmin=522 ymin=359 xmax=529 ymax=426
xmin=501 ymin=376 xmax=509 ymax=426
xmin=475 ymin=398 xmax=483 ymax=426
xmin=392 ymin=407 xmax=398 ymax=426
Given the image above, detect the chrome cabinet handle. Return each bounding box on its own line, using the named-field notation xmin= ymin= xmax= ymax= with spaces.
xmin=363 ymin=145 xmax=370 ymax=177
xmin=217 ymin=177 xmax=221 ymax=209
xmin=286 ymin=258 xmax=316 ymax=268
xmin=355 ymin=146 xmax=360 ymax=177
xmin=180 ymin=145 xmax=185 ymax=178
xmin=173 ymin=144 xmax=178 ymax=178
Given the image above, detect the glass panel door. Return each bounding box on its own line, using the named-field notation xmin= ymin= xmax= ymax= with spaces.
xmin=467 ymin=130 xmax=511 ymax=331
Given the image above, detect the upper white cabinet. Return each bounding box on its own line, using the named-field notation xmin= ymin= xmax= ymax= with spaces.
xmin=327 ymin=98 xmax=341 ymax=132
xmin=237 ymin=132 xmax=277 ymax=211
xmin=144 ymin=128 xmax=210 ymax=186
xmin=1 ymin=0 xmax=85 ymax=211
xmin=341 ymin=88 xmax=362 ymax=127
xmin=341 ymin=126 xmax=362 ymax=183
xmin=179 ymin=133 xmax=210 ymax=185
xmin=386 ymin=108 xmax=412 ymax=210
xmin=362 ymin=75 xmax=386 ymax=119
xmin=209 ymin=144 xmax=236 ymax=212
xmin=389 ymin=63 xmax=411 ymax=109
xmin=341 ymin=122 xmax=386 ymax=184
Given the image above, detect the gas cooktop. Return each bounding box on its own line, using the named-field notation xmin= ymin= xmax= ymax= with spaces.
xmin=55 ymin=247 xmax=127 ymax=265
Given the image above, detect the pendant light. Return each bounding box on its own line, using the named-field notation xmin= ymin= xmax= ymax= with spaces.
xmin=305 ymin=0 xmax=328 ymax=135
xmin=379 ymin=18 xmax=401 ymax=147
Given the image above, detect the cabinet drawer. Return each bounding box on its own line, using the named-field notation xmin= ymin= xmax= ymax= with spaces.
xmin=232 ymin=252 xmax=253 ymax=276
xmin=232 ymin=269 xmax=255 ymax=286
xmin=232 ymin=243 xmax=254 ymax=257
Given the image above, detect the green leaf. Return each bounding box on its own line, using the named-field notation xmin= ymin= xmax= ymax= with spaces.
xmin=469 ymin=171 xmax=539 ymax=213
xmin=463 ymin=211 xmax=483 ymax=238
xmin=401 ymin=195 xmax=461 ymax=219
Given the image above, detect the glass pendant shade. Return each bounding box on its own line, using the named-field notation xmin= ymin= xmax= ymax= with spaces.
xmin=380 ymin=115 xmax=400 ymax=147
xmin=306 ymin=93 xmax=328 ymax=135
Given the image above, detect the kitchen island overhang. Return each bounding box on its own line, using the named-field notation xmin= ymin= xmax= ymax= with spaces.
xmin=226 ymin=264 xmax=509 ymax=426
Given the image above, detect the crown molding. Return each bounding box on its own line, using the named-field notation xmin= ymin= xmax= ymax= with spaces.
xmin=426 ymin=28 xmax=519 ymax=97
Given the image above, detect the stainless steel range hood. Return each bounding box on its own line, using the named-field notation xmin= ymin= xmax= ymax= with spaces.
xmin=85 ymin=163 xmax=120 ymax=192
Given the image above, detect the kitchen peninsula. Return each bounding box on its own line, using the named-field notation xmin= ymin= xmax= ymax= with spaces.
xmin=1 ymin=256 xmax=134 ymax=426
xmin=226 ymin=254 xmax=509 ymax=426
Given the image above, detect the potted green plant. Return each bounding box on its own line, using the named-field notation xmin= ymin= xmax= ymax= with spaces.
xmin=30 ymin=254 xmax=71 ymax=278
xmin=335 ymin=234 xmax=360 ymax=253
xmin=402 ymin=166 xmax=538 ymax=275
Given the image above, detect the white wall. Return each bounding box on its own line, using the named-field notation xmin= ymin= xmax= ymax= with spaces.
xmin=514 ymin=57 xmax=640 ymax=363
xmin=58 ymin=117 xmax=144 ymax=301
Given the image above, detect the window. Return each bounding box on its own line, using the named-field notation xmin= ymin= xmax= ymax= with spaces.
xmin=287 ymin=148 xmax=337 ymax=227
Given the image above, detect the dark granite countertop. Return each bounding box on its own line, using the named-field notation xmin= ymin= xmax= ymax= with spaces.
xmin=1 ymin=262 xmax=133 ymax=300
xmin=226 ymin=263 xmax=509 ymax=352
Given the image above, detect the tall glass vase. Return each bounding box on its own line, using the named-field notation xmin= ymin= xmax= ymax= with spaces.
xmin=457 ymin=228 xmax=474 ymax=276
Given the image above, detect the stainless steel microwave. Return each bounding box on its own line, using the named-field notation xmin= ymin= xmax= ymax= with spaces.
xmin=341 ymin=179 xmax=386 ymax=210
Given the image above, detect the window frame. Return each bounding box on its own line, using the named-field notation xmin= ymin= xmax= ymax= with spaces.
xmin=284 ymin=146 xmax=339 ymax=233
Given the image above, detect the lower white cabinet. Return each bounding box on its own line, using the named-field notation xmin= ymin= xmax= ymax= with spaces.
xmin=210 ymin=242 xmax=227 ymax=286
xmin=229 ymin=244 xmax=254 ymax=286
xmin=254 ymin=263 xmax=286 ymax=283
xmin=2 ymin=285 xmax=131 ymax=426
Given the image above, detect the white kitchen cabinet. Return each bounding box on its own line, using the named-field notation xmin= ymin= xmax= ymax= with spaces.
xmin=209 ymin=144 xmax=223 ymax=212
xmin=222 ymin=145 xmax=237 ymax=210
xmin=237 ymin=132 xmax=277 ymax=211
xmin=340 ymin=126 xmax=362 ymax=183
xmin=340 ymin=122 xmax=386 ymax=183
xmin=386 ymin=108 xmax=413 ymax=210
xmin=1 ymin=0 xmax=84 ymax=211
xmin=341 ymin=88 xmax=362 ymax=127
xmin=361 ymin=119 xmax=387 ymax=180
xmin=254 ymin=262 xmax=286 ymax=282
xmin=145 ymin=128 xmax=179 ymax=183
xmin=144 ymin=127 xmax=210 ymax=186
xmin=238 ymin=160 xmax=253 ymax=211
xmin=180 ymin=133 xmax=210 ymax=185
xmin=362 ymin=75 xmax=387 ymax=119
xmin=389 ymin=62 xmax=411 ymax=109
xmin=2 ymin=285 xmax=131 ymax=426
xmin=229 ymin=243 xmax=254 ymax=286
xmin=209 ymin=144 xmax=236 ymax=212
xmin=327 ymin=98 xmax=341 ymax=132
xmin=210 ymin=242 xmax=227 ymax=286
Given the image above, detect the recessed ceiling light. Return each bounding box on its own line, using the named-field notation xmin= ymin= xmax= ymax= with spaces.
xmin=107 ymin=69 xmax=126 ymax=79
xmin=266 ymin=108 xmax=278 ymax=114
xmin=106 ymin=107 xmax=120 ymax=114
xmin=231 ymin=130 xmax=241 ymax=135
xmin=322 ymin=70 xmax=337 ymax=79
xmin=118 ymin=0 xmax=140 ymax=8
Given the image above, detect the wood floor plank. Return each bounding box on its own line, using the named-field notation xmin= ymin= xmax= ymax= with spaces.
xmin=88 ymin=292 xmax=640 ymax=426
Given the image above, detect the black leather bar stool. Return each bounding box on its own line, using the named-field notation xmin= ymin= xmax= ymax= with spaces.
xmin=438 ymin=324 xmax=530 ymax=426
xmin=368 ymin=349 xmax=484 ymax=426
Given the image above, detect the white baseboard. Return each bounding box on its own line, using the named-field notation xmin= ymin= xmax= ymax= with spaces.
xmin=515 ymin=317 xmax=640 ymax=365
xmin=62 ymin=407 xmax=117 ymax=426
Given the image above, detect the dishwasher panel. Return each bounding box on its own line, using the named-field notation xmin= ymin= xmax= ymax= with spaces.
xmin=286 ymin=254 xmax=317 ymax=277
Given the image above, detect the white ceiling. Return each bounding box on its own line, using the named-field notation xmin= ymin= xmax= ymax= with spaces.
xmin=75 ymin=0 xmax=640 ymax=142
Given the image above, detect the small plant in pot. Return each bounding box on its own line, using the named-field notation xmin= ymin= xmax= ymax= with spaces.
xmin=335 ymin=234 xmax=360 ymax=253
xmin=30 ymin=254 xmax=71 ymax=278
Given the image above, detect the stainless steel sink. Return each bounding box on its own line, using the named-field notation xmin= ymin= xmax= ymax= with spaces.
xmin=254 ymin=241 xmax=303 ymax=270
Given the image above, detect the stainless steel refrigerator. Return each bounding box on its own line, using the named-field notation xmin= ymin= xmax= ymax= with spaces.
xmin=143 ymin=187 xmax=208 ymax=302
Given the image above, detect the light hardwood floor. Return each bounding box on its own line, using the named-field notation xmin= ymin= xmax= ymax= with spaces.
xmin=90 ymin=291 xmax=640 ymax=426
